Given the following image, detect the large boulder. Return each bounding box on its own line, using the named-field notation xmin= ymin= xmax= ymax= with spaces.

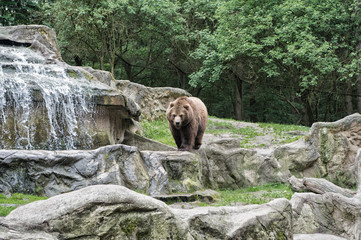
xmin=272 ymin=113 xmax=361 ymax=188
xmin=0 ymin=185 xmax=189 ymax=240
xmin=173 ymin=198 xmax=293 ymax=239
xmin=0 ymin=185 xmax=294 ymax=239
xmin=0 ymin=144 xmax=204 ymax=197
xmin=116 ymin=80 xmax=190 ymax=121
xmin=288 ymin=148 xmax=361 ymax=240
xmin=198 ymin=138 xmax=289 ymax=190
xmin=0 ymin=145 xmax=150 ymax=196
xmin=0 ymin=24 xmax=62 ymax=64
xmin=307 ymin=113 xmax=361 ymax=187
xmin=291 ymin=192 xmax=361 ymax=239
xmin=141 ymin=151 xmax=203 ymax=195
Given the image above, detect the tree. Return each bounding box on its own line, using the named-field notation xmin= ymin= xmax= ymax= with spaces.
xmin=45 ymin=0 xmax=184 ymax=81
xmin=0 ymin=0 xmax=41 ymax=26
xmin=189 ymin=0 xmax=361 ymax=125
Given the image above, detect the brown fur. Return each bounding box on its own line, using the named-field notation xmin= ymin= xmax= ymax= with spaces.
xmin=166 ymin=96 xmax=208 ymax=151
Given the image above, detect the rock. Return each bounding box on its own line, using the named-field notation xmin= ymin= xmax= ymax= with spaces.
xmin=173 ymin=198 xmax=293 ymax=239
xmin=289 ymin=176 xmax=356 ymax=198
xmin=288 ymin=144 xmax=361 ymax=240
xmin=116 ymin=80 xmax=190 ymax=121
xmin=0 ymin=25 xmax=62 ymax=64
xmin=154 ymin=189 xmax=220 ymax=204
xmin=200 ymin=139 xmax=288 ymax=189
xmin=0 ymin=185 xmax=190 ymax=240
xmin=0 ymin=185 xmax=294 ymax=239
xmin=81 ymin=66 xmax=116 ymax=88
xmin=274 ymin=139 xmax=321 ymax=178
xmin=141 ymin=151 xmax=203 ymax=195
xmin=0 ymin=145 xmax=151 ymax=196
xmin=0 ymin=145 xmax=205 ymax=197
xmin=355 ymin=148 xmax=361 ymax=193
xmin=291 ymin=192 xmax=361 ymax=239
xmin=271 ymin=113 xmax=361 ymax=188
xmin=307 ymin=113 xmax=361 ymax=187
xmin=293 ymin=234 xmax=347 ymax=240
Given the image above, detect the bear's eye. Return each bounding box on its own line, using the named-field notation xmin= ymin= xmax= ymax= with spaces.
xmin=180 ymin=114 xmax=183 ymax=118
xmin=172 ymin=114 xmax=176 ymax=118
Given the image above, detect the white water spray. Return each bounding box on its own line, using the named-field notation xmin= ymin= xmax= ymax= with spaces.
xmin=0 ymin=45 xmax=96 ymax=150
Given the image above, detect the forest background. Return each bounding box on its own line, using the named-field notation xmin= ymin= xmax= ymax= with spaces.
xmin=1 ymin=0 xmax=361 ymax=126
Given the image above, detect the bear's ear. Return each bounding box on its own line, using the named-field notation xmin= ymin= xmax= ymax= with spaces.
xmin=184 ymin=104 xmax=190 ymax=110
xmin=169 ymin=102 xmax=174 ymax=108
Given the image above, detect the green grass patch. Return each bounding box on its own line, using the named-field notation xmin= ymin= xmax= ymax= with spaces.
xmin=0 ymin=193 xmax=48 ymax=216
xmin=258 ymin=122 xmax=310 ymax=144
xmin=207 ymin=117 xmax=264 ymax=139
xmin=139 ymin=117 xmax=176 ymax=147
xmin=0 ymin=206 xmax=16 ymax=216
xmin=212 ymin=183 xmax=294 ymax=206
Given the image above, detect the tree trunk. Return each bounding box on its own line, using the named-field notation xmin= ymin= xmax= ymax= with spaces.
xmin=249 ymin=84 xmax=257 ymax=122
xmin=357 ymin=72 xmax=361 ymax=113
xmin=234 ymin=75 xmax=243 ymax=120
xmin=168 ymin=59 xmax=186 ymax=89
xmin=74 ymin=55 xmax=82 ymax=66
xmin=120 ymin=58 xmax=132 ymax=81
xmin=176 ymin=69 xmax=186 ymax=89
xmin=355 ymin=4 xmax=361 ymax=113
xmin=346 ymin=90 xmax=353 ymax=115
xmin=100 ymin=56 xmax=104 ymax=71
xmin=300 ymin=90 xmax=314 ymax=126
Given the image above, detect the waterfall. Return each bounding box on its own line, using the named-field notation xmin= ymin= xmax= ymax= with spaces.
xmin=0 ymin=45 xmax=96 ymax=150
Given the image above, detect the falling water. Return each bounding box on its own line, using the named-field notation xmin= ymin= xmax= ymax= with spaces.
xmin=0 ymin=45 xmax=96 ymax=150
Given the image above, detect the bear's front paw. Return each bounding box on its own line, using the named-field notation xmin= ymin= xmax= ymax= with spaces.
xmin=193 ymin=144 xmax=201 ymax=150
xmin=178 ymin=146 xmax=191 ymax=151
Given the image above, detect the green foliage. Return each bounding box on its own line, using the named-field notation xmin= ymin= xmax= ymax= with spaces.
xmin=44 ymin=0 xmax=185 ymax=83
xmin=0 ymin=193 xmax=48 ymax=216
xmin=0 ymin=0 xmax=42 ymax=26
xmin=189 ymin=0 xmax=361 ymax=125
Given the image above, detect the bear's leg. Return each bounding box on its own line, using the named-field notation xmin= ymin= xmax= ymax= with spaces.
xmin=179 ymin=128 xmax=195 ymax=151
xmin=170 ymin=125 xmax=182 ymax=148
xmin=194 ymin=126 xmax=205 ymax=149
xmin=194 ymin=134 xmax=203 ymax=149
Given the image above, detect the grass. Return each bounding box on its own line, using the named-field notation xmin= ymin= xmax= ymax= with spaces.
xmin=139 ymin=116 xmax=310 ymax=148
xmin=203 ymin=183 xmax=294 ymax=207
xmin=258 ymin=122 xmax=310 ymax=144
xmin=207 ymin=120 xmax=263 ymax=138
xmin=0 ymin=193 xmax=48 ymax=216
xmin=139 ymin=117 xmax=176 ymax=147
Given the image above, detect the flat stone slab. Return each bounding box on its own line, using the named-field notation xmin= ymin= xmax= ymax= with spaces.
xmin=294 ymin=233 xmax=347 ymax=240
xmin=153 ymin=189 xmax=220 ymax=203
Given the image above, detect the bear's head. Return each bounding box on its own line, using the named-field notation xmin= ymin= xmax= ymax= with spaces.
xmin=166 ymin=97 xmax=193 ymax=129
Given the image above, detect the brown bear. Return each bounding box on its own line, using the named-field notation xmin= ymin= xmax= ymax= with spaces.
xmin=166 ymin=96 xmax=208 ymax=151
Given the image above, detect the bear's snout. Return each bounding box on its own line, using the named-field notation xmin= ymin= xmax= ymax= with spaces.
xmin=174 ymin=116 xmax=182 ymax=128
